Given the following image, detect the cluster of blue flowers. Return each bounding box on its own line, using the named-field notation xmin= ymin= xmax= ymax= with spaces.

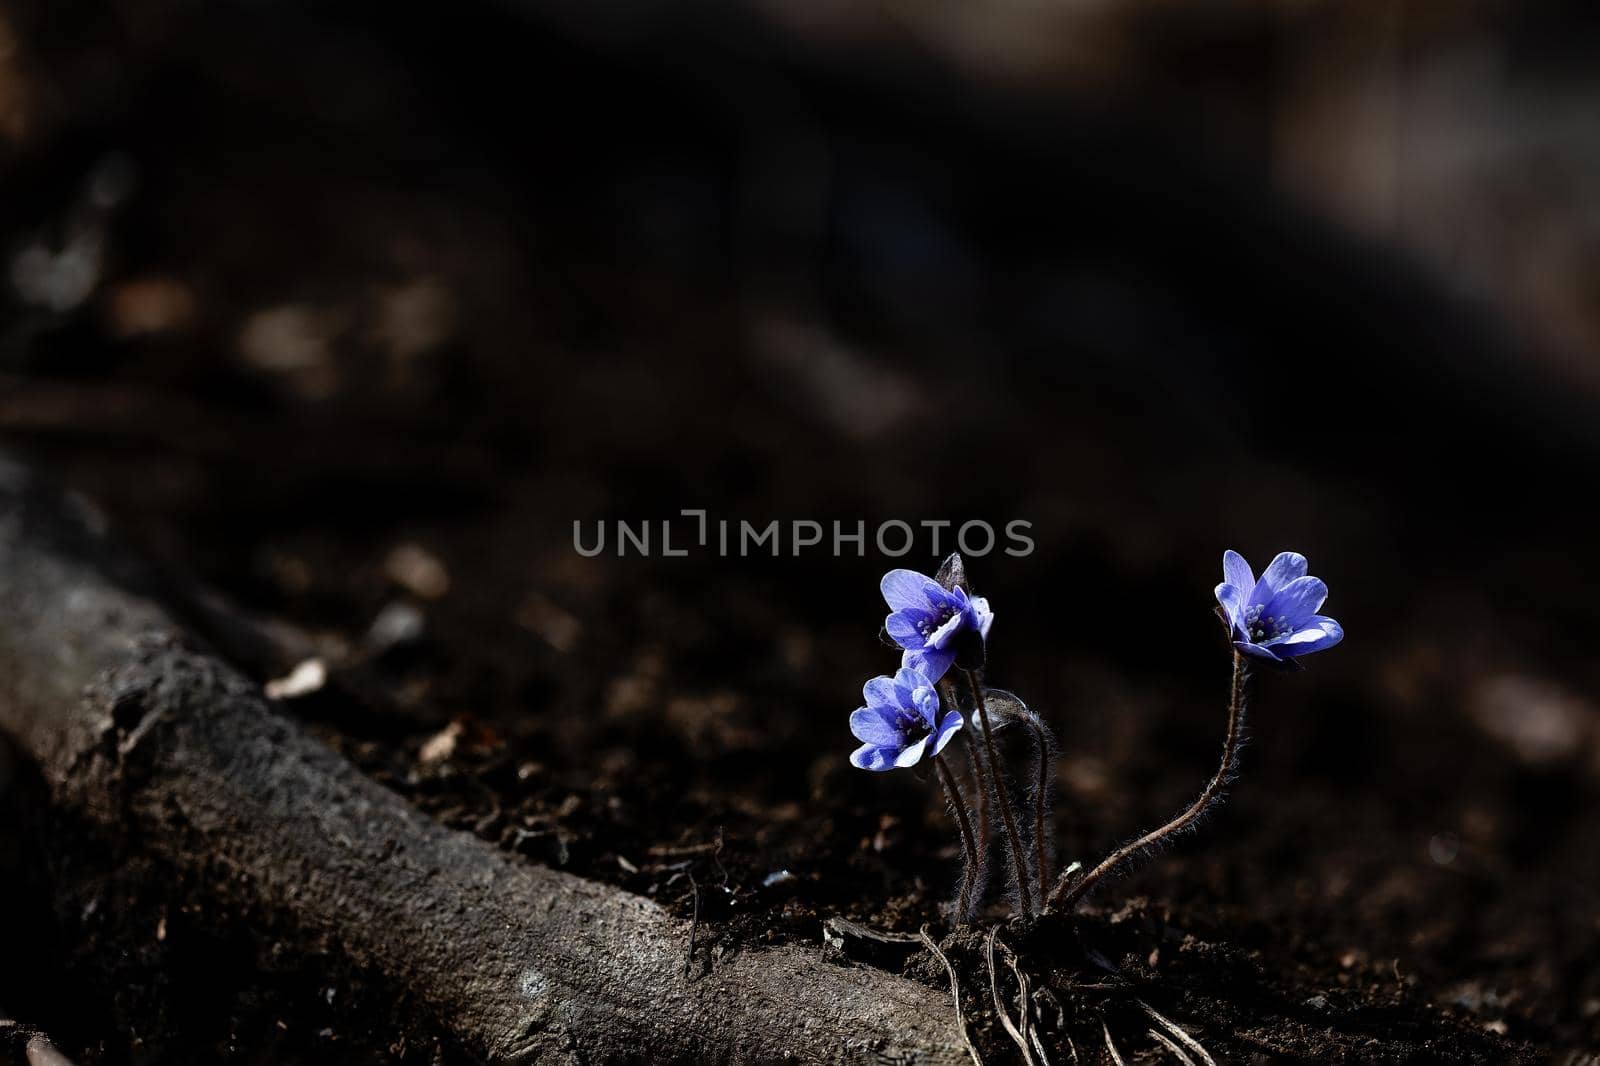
xmin=848 ymin=549 xmax=1342 ymax=918
xmin=848 ymin=567 xmax=992 ymax=772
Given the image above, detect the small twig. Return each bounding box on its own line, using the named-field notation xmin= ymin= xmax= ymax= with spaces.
xmin=1147 ymin=1029 xmax=1197 ymax=1066
xmin=684 ymin=868 xmax=702 ymax=979
xmin=823 ymin=917 xmax=923 ymax=945
xmin=919 ymin=926 xmax=985 ymax=1066
xmin=681 ymin=827 xmax=732 ymax=979
xmin=1100 ymin=1019 xmax=1126 ymax=1066
xmin=968 ymin=670 xmax=1034 ymax=915
xmin=711 ymin=826 xmax=730 ymax=886
xmin=1230 ymin=1030 xmax=1299 ymax=1056
xmin=935 ymin=753 xmax=981 ymax=921
xmin=1136 ymin=1000 xmax=1217 ymax=1066
xmin=985 ymin=929 xmax=1037 ymax=1066
xmin=1049 ymin=652 xmax=1249 ymax=911
xmin=645 ymin=841 xmax=721 ymax=858
xmin=1063 ymin=1032 xmax=1080 ymax=1065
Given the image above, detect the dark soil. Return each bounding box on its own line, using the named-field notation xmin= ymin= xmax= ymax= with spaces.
xmin=3 ymin=1 xmax=1598 ymax=1062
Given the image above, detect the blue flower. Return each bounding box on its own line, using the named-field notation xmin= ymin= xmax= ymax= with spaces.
xmin=1215 ymin=550 xmax=1344 ymax=663
xmin=849 ymin=666 xmax=965 ymax=771
xmin=881 ymin=568 xmax=994 ymax=682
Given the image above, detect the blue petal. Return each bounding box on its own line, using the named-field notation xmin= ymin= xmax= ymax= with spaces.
xmin=851 ymin=743 xmax=898 ymax=771
xmin=1234 ymin=639 xmax=1286 ymax=663
xmin=1215 ymin=582 xmax=1247 ymax=634
xmin=1222 ymin=550 xmax=1254 ymax=597
xmin=1250 ymin=552 xmax=1307 ymax=605
xmin=887 ymin=667 xmax=924 ymax=709
xmin=893 ymin=735 xmax=931 ymax=768
xmin=885 ymin=609 xmax=931 ymax=649
xmin=968 ymin=596 xmax=994 ymax=639
xmin=911 ymin=681 xmax=941 ymax=729
xmin=1275 ymin=615 xmax=1343 ymax=657
xmin=895 ymin=664 xmax=935 ymax=692
xmin=850 ymin=706 xmax=902 ymax=745
xmin=903 ymin=645 xmax=956 ymax=684
xmin=1262 ymin=576 xmax=1328 ymax=630
xmin=929 ymin=710 xmax=965 ymax=757
xmin=863 ymin=675 xmax=899 ymax=710
xmin=881 ymin=569 xmax=942 ymax=612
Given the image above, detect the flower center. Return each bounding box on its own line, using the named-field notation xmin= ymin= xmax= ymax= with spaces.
xmin=1243 ymin=603 xmax=1292 ymax=644
xmin=893 ymin=709 xmax=930 ymax=741
xmin=916 ymin=605 xmax=957 ymax=640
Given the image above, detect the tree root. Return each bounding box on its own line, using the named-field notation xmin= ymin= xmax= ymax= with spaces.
xmin=0 ymin=456 xmax=965 ymax=1064
xmin=0 ymin=1017 xmax=77 ymax=1066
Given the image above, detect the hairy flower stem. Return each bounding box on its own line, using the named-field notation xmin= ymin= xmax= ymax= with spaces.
xmin=1048 ymin=651 xmax=1250 ymax=912
xmin=1026 ymin=718 xmax=1052 ymax=891
xmin=968 ymin=669 xmax=1035 ymax=916
xmin=941 ymin=678 xmax=990 ymax=851
xmin=933 ymin=753 xmax=980 ymax=921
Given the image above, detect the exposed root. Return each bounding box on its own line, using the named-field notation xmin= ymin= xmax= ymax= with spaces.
xmin=1029 ymin=1026 xmax=1053 ymax=1066
xmin=920 ymin=926 xmax=986 ymax=1066
xmin=1136 ymin=999 xmax=1217 ymax=1066
xmin=962 ymin=926 xmax=1218 ymax=1066
xmin=1008 ymin=966 xmax=1052 ymax=1066
xmin=1035 ymin=988 xmax=1069 ymax=1066
xmin=1148 ymin=1028 xmax=1197 ymax=1065
xmin=985 ymin=929 xmax=1038 ymax=1066
xmin=1100 ymin=1018 xmax=1126 ymax=1066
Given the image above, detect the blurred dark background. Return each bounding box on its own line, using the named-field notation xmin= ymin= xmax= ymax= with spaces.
xmin=2 ymin=0 xmax=1599 ymax=1061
